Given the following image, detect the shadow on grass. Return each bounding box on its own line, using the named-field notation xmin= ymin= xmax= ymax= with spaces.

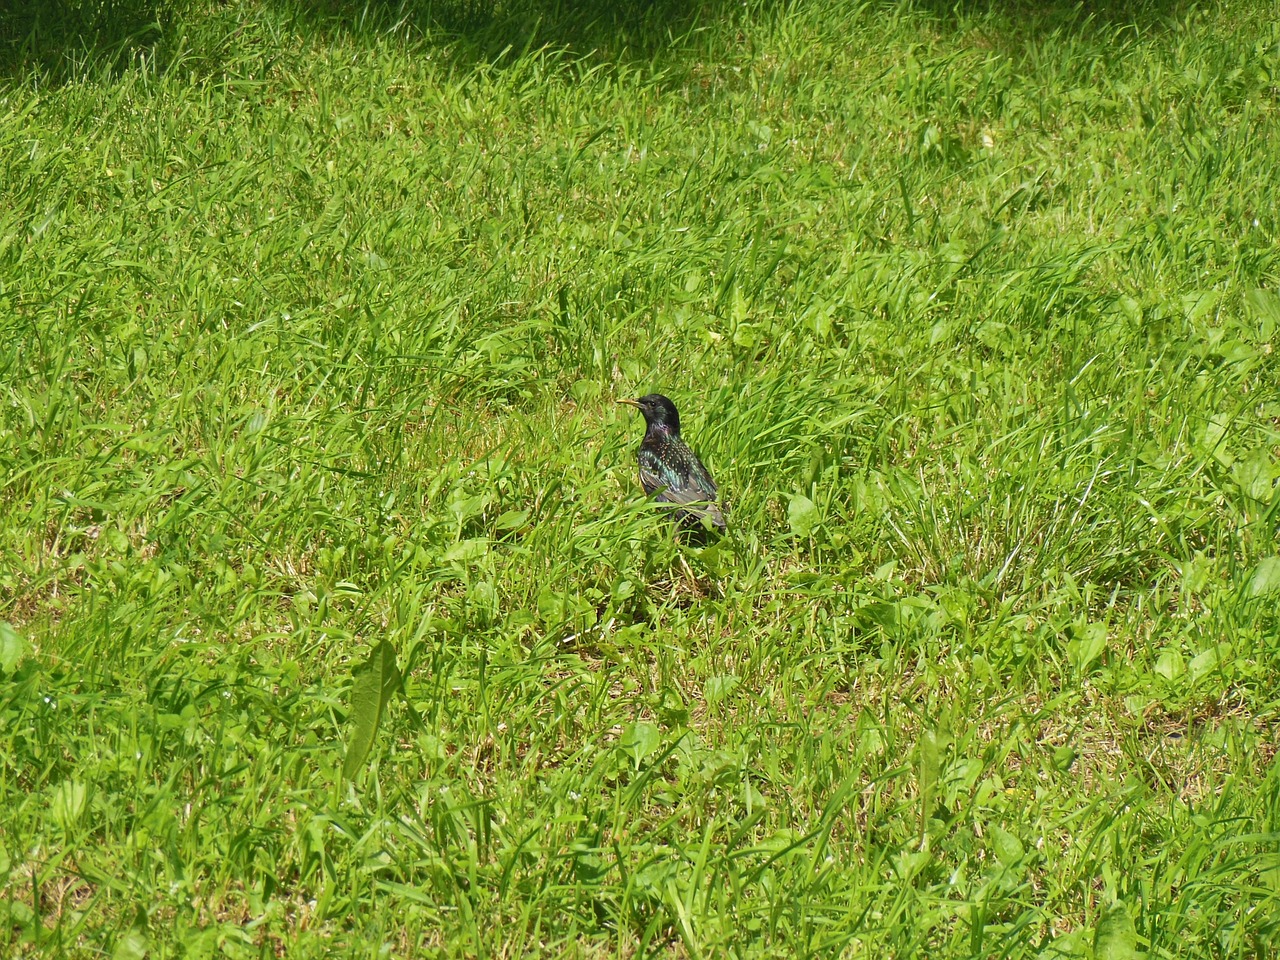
xmin=1 ymin=0 xmax=764 ymax=82
xmin=0 ymin=0 xmax=1202 ymax=84
xmin=914 ymin=0 xmax=1197 ymax=28
xmin=0 ymin=0 xmax=174 ymax=80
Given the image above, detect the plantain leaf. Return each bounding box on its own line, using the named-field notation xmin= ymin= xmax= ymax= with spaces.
xmin=619 ymin=722 xmax=660 ymax=768
xmin=1094 ymin=900 xmax=1140 ymax=960
xmin=1248 ymin=557 xmax=1280 ymax=598
xmin=0 ymin=622 xmax=29 ymax=674
xmin=1067 ymin=621 xmax=1107 ymax=674
xmin=343 ymin=641 xmax=402 ymax=781
xmin=787 ymin=493 xmax=820 ymax=538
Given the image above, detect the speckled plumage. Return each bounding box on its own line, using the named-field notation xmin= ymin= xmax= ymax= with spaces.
xmin=620 ymin=394 xmax=725 ymax=532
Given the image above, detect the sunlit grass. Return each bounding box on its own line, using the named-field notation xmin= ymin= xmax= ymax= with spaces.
xmin=2 ymin=0 xmax=1280 ymax=956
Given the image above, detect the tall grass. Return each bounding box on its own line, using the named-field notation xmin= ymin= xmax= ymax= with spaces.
xmin=2 ymin=0 xmax=1279 ymax=956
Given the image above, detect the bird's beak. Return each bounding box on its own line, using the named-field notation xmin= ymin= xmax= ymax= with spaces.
xmin=616 ymin=399 xmax=642 ymax=409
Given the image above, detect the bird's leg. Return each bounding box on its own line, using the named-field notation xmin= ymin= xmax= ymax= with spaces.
xmin=678 ymin=553 xmax=695 ymax=585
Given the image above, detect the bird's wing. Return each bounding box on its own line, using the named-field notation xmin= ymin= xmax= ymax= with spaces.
xmin=638 ymin=448 xmax=707 ymax=503
xmin=638 ymin=449 xmax=725 ymax=528
xmin=683 ymin=456 xmax=718 ymax=500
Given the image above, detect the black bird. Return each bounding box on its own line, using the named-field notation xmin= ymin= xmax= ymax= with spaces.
xmin=619 ymin=393 xmax=725 ymax=532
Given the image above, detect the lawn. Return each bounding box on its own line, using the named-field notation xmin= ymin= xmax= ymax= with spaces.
xmin=2 ymin=0 xmax=1280 ymax=956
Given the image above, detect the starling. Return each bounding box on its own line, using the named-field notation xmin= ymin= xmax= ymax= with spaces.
xmin=619 ymin=393 xmax=725 ymax=532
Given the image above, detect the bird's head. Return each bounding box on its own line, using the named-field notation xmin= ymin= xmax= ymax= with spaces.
xmin=618 ymin=393 xmax=681 ymax=435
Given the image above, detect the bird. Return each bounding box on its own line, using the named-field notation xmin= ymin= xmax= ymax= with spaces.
xmin=618 ymin=393 xmax=725 ymax=533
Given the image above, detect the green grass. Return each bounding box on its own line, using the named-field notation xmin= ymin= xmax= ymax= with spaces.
xmin=3 ymin=0 xmax=1280 ymax=955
